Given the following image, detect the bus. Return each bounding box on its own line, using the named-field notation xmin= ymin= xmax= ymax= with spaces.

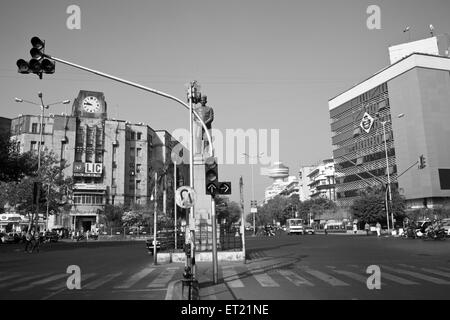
xmin=286 ymin=218 xmax=305 ymax=235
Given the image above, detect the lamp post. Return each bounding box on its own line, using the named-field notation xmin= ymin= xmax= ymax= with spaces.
xmin=242 ymin=152 xmax=264 ymax=236
xmin=15 ymin=93 xmax=70 ymax=232
xmin=380 ymin=120 xmax=393 ymax=233
xmin=14 ymin=93 xmax=70 ymax=169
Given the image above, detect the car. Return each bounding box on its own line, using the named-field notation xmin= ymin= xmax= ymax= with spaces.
xmin=304 ymin=225 xmax=315 ymax=235
xmin=441 ymin=218 xmax=450 ymax=236
xmin=146 ymin=237 xmax=161 ymax=254
xmin=44 ymin=231 xmax=59 ymax=242
xmin=1 ymin=232 xmax=21 ymax=244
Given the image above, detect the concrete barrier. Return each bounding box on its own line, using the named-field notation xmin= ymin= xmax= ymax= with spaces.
xmin=157 ymin=251 xmax=245 ymax=264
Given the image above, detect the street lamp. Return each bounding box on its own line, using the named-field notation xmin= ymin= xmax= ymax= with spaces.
xmin=374 ymin=111 xmax=394 ymax=233
xmin=14 ymin=92 xmax=70 ymax=170
xmin=242 ymin=152 xmax=264 ymax=236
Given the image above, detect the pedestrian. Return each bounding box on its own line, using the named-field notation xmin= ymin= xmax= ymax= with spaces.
xmin=365 ymin=223 xmax=370 ymax=236
xmin=324 ymin=223 xmax=328 ymax=235
xmin=353 ymin=223 xmax=358 ymax=234
xmin=31 ymin=230 xmax=40 ymax=253
xmin=376 ymin=222 xmax=381 ymax=237
xmin=24 ymin=229 xmax=33 ymax=253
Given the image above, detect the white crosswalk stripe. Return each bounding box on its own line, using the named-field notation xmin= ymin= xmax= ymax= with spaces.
xmin=299 ymin=267 xmax=349 ymax=286
xmin=11 ymin=273 xmax=68 ymax=292
xmin=381 ymin=265 xmax=450 ymax=285
xmin=147 ymin=267 xmax=178 ymax=288
xmin=114 ymin=267 xmax=155 ymax=289
xmin=398 ymin=264 xmax=450 ymax=279
xmin=0 ymin=273 xmax=52 ymax=289
xmin=222 ymin=267 xmax=244 ymax=288
xmin=250 ymin=270 xmax=280 ymax=287
xmin=0 ymin=273 xmax=26 ymax=283
xmin=348 ymin=264 xmax=418 ymax=285
xmin=48 ymin=273 xmax=97 ymax=291
xmin=276 ymin=269 xmax=314 ymax=286
xmin=83 ymin=272 xmax=123 ymax=290
xmin=331 ymin=269 xmax=373 ymax=285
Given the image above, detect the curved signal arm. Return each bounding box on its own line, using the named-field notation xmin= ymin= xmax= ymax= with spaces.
xmin=43 ymin=53 xmax=214 ymax=158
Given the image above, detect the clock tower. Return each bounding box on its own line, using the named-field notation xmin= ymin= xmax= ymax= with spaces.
xmin=72 ymin=90 xmax=107 ymax=119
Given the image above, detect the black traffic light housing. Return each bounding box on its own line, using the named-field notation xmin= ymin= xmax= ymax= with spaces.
xmin=205 ymin=157 xmax=218 ymax=195
xmin=33 ymin=182 xmax=46 ymax=205
xmin=16 ymin=36 xmax=55 ymax=79
xmin=419 ymin=155 xmax=426 ymax=169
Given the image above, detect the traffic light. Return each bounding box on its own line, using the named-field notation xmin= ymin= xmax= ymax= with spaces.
xmin=205 ymin=157 xmax=218 ymax=195
xmin=251 ymin=200 xmax=257 ymax=208
xmin=33 ymin=182 xmax=46 ymax=205
xmin=419 ymin=155 xmax=426 ymax=169
xmin=16 ymin=36 xmax=55 ymax=79
xmin=183 ymin=266 xmax=192 ymax=279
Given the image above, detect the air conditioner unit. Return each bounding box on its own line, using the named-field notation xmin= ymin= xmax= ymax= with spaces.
xmin=112 ymin=140 xmax=119 ymax=146
xmin=61 ymin=136 xmax=68 ymax=143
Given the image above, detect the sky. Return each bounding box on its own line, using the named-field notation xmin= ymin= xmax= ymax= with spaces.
xmin=1 ymin=0 xmax=450 ymax=209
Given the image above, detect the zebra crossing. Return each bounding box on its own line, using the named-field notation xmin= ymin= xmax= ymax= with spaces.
xmin=220 ymin=263 xmax=450 ymax=289
xmin=1 ymin=263 xmax=450 ymax=297
xmin=0 ymin=265 xmax=181 ymax=296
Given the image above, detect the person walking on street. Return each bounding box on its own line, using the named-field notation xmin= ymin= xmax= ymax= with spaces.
xmin=376 ymin=222 xmax=382 ymax=237
xmin=324 ymin=222 xmax=328 ymax=235
xmin=353 ymin=223 xmax=358 ymax=234
xmin=365 ymin=223 xmax=370 ymax=236
xmin=24 ymin=229 xmax=33 ymax=253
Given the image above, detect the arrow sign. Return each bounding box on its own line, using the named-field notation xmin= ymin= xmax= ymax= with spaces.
xmin=219 ymin=182 xmax=232 ymax=195
xmin=206 ymin=182 xmax=218 ymax=195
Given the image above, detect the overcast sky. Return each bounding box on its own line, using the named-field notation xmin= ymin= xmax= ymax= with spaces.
xmin=1 ymin=0 xmax=450 ymax=208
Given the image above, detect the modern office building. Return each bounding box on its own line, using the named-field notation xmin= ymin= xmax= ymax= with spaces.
xmin=329 ymin=34 xmax=450 ymax=209
xmin=9 ymin=90 xmax=189 ymax=231
xmin=307 ymin=159 xmax=336 ymax=201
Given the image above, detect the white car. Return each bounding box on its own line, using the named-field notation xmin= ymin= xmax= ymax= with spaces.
xmin=441 ymin=218 xmax=450 ymax=236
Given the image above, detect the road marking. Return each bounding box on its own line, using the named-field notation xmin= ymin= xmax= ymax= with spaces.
xmin=114 ymin=267 xmax=155 ymax=289
xmin=437 ymin=267 xmax=450 ymax=272
xmin=250 ymin=270 xmax=280 ymax=287
xmin=222 ymin=267 xmax=244 ymax=288
xmin=381 ymin=265 xmax=450 ymax=285
xmin=0 ymin=273 xmax=26 ymax=283
xmin=11 ymin=273 xmax=68 ymax=292
xmin=398 ymin=264 xmax=450 ymax=279
xmin=299 ymin=267 xmax=349 ymax=286
xmin=0 ymin=273 xmax=52 ymax=289
xmin=48 ymin=273 xmax=97 ymax=290
xmin=147 ymin=268 xmax=178 ymax=288
xmin=331 ymin=269 xmax=374 ymax=285
xmin=84 ymin=272 xmax=123 ymax=290
xmin=276 ymin=269 xmax=314 ymax=286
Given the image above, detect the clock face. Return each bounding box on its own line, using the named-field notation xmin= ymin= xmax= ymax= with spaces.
xmin=82 ymin=96 xmax=101 ymax=113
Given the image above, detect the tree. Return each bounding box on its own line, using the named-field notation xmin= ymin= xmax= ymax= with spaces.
xmin=0 ymin=150 xmax=73 ymax=230
xmin=215 ymin=196 xmax=241 ymax=227
xmin=350 ymin=186 xmax=406 ymax=227
xmin=0 ymin=131 xmax=38 ymax=182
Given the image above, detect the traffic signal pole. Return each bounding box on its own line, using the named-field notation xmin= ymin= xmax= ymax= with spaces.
xmin=211 ymin=195 xmax=218 ymax=284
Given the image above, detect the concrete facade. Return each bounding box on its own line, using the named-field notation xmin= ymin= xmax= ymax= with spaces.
xmin=329 ymin=50 xmax=450 ymax=209
xmin=9 ymin=90 xmax=189 ymax=231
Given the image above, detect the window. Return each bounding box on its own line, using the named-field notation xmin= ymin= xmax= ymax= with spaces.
xmin=130 ymin=148 xmax=135 ymax=158
xmin=31 ymin=123 xmax=38 ymax=133
xmin=137 ymin=148 xmax=142 ymax=158
xmin=137 ymin=132 xmax=142 ymax=140
xmin=131 ymin=131 xmax=136 ymax=140
xmin=136 ymin=164 xmax=141 ymax=173
xmin=30 ymin=141 xmax=37 ymax=152
xmin=136 ymin=180 xmax=141 ymax=190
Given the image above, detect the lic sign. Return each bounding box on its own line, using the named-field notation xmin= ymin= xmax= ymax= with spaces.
xmin=73 ymin=162 xmax=103 ymax=177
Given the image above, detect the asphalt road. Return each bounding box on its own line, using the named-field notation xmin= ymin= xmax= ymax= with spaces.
xmin=1 ymin=234 xmax=450 ymax=300
xmin=224 ymin=233 xmax=450 ymax=300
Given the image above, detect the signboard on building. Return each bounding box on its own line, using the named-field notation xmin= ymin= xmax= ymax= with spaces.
xmin=360 ymin=113 xmax=374 ymax=134
xmin=73 ymin=162 xmax=103 ymax=177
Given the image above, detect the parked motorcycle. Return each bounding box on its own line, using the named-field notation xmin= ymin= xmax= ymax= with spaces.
xmin=421 ymin=220 xmax=447 ymax=241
